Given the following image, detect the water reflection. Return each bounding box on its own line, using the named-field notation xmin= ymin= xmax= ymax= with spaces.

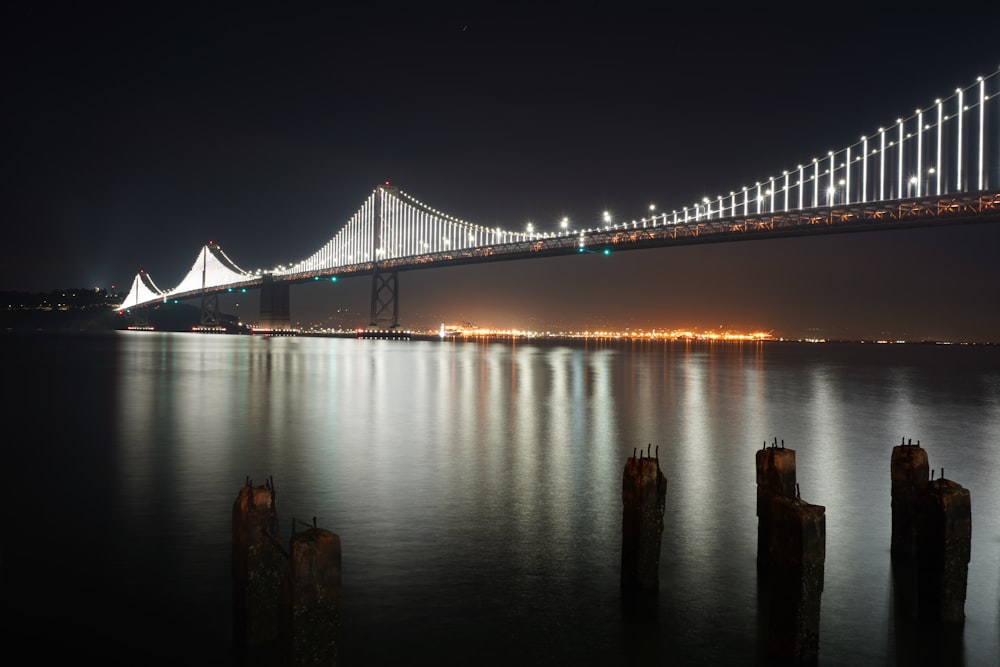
xmin=6 ymin=333 xmax=998 ymax=664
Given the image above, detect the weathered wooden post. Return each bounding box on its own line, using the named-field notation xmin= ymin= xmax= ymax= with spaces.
xmin=889 ymin=440 xmax=971 ymax=625
xmin=915 ymin=472 xmax=971 ymax=625
xmin=280 ymin=517 xmax=342 ymax=666
xmin=756 ymin=439 xmax=825 ymax=665
xmin=890 ymin=438 xmax=929 ymax=561
xmin=620 ymin=444 xmax=667 ymax=597
xmin=232 ymin=476 xmax=284 ymax=647
xmin=755 ymin=438 xmax=796 ymax=572
xmin=764 ymin=494 xmax=826 ymax=665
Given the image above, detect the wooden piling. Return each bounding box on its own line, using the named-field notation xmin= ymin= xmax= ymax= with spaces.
xmin=755 ymin=439 xmax=796 ymax=572
xmin=280 ymin=518 xmax=342 ymax=666
xmin=621 ymin=445 xmax=667 ymax=595
xmin=764 ymin=495 xmax=826 ymax=665
xmin=915 ymin=476 xmax=971 ymax=625
xmin=890 ymin=439 xmax=929 ymax=561
xmin=232 ymin=476 xmax=284 ymax=647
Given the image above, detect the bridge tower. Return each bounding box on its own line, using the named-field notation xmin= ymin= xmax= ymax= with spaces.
xmin=369 ymin=182 xmax=400 ymax=329
xmin=192 ymin=245 xmax=223 ymax=328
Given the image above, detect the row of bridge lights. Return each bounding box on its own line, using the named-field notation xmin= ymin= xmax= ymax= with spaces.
xmin=319 ymin=74 xmax=996 ymax=257
xmin=524 ymin=71 xmax=998 ymax=237
xmin=523 ymin=170 xmax=941 ymax=242
xmin=259 ymin=75 xmax=992 ymax=269
xmin=527 ymin=208 xmax=657 ymax=236
xmin=524 ymin=156 xmax=943 ymax=238
xmin=520 ymin=165 xmax=940 ymax=237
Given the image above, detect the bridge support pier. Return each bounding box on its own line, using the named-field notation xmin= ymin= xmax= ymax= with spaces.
xmin=200 ymin=292 xmax=221 ymax=327
xmin=259 ymin=275 xmax=291 ymax=331
xmin=369 ymin=269 xmax=399 ymax=328
xmin=129 ymin=305 xmax=151 ymax=329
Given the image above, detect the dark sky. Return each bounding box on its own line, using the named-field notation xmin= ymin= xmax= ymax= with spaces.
xmin=5 ymin=3 xmax=1000 ymax=341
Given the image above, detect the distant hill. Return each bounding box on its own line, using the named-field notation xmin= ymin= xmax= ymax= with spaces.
xmin=1 ymin=289 xmax=246 ymax=333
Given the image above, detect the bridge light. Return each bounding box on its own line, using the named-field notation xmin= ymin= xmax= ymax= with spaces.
xmin=330 ymin=276 xmax=338 ymax=282
xmin=603 ymin=248 xmax=611 ymax=256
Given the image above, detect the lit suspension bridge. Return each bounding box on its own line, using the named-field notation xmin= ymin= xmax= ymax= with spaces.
xmin=118 ymin=70 xmax=1000 ymax=330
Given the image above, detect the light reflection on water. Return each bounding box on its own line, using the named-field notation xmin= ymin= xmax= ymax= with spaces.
xmin=2 ymin=332 xmax=999 ymax=665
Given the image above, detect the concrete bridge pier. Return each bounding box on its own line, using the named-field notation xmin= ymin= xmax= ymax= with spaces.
xmin=620 ymin=444 xmax=667 ymax=600
xmin=129 ymin=305 xmax=151 ymax=328
xmin=280 ymin=517 xmax=342 ymax=666
xmin=232 ymin=476 xmax=284 ymax=648
xmin=258 ymin=274 xmax=291 ymax=330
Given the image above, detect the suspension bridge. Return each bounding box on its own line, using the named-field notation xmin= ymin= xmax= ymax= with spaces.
xmin=117 ymin=70 xmax=1000 ymax=331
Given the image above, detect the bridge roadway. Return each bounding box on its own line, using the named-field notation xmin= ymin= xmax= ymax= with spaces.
xmin=159 ymin=190 xmax=1000 ymax=309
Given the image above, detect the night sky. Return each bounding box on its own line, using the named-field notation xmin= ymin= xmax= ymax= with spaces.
xmin=5 ymin=4 xmax=1000 ymax=341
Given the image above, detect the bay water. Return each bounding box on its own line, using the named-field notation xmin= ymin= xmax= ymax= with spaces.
xmin=2 ymin=332 xmax=998 ymax=665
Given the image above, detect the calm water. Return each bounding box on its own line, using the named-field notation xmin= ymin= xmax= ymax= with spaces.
xmin=2 ymin=332 xmax=999 ymax=665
